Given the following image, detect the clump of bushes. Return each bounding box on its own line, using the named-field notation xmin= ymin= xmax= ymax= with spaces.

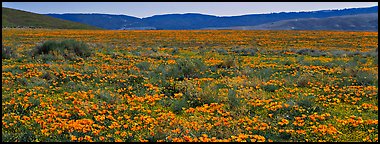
xmin=328 ymin=50 xmax=377 ymax=58
xmin=183 ymin=82 xmax=221 ymax=108
xmin=2 ymin=45 xmax=17 ymax=59
xmin=217 ymin=56 xmax=238 ymax=69
xmin=171 ymin=47 xmax=179 ymax=55
xmin=296 ymin=75 xmax=310 ymax=87
xmin=262 ymin=84 xmax=280 ymax=92
xmin=96 ymin=90 xmax=119 ymax=104
xmin=227 ymin=88 xmax=241 ymax=110
xmin=231 ymin=47 xmax=257 ymax=56
xmin=140 ymin=50 xmax=170 ymax=60
xmin=354 ymin=70 xmax=378 ymax=86
xmin=171 ymin=98 xmax=188 ymax=114
xmin=169 ymin=80 xmax=223 ymax=111
xmin=215 ymin=48 xmax=228 ymax=55
xmin=166 ymin=58 xmax=207 ymax=80
xmin=135 ymin=61 xmax=151 ymax=71
xmin=295 ymin=95 xmax=322 ymax=114
xmin=32 ymin=39 xmax=92 ymax=60
xmin=296 ymin=48 xmax=327 ymax=57
xmin=255 ymin=67 xmax=275 ymax=81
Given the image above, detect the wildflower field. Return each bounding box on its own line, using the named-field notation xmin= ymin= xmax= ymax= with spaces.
xmin=2 ymin=29 xmax=378 ymax=142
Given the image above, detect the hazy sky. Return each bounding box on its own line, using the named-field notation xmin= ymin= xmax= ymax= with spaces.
xmin=2 ymin=2 xmax=378 ymax=18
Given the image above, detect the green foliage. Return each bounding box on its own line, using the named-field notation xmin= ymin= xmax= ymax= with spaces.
xmin=296 ymin=48 xmax=327 ymax=57
xmin=136 ymin=61 xmax=151 ymax=71
xmin=176 ymin=81 xmax=222 ymax=108
xmin=171 ymin=98 xmax=188 ymax=114
xmin=32 ymin=39 xmax=92 ymax=60
xmin=296 ymin=95 xmax=315 ymax=109
xmin=96 ymin=91 xmax=119 ymax=104
xmin=255 ymin=67 xmax=275 ymax=81
xmin=374 ymin=56 xmax=378 ymax=66
xmin=325 ymin=59 xmax=346 ymax=68
xmin=167 ymin=58 xmax=207 ymax=79
xmin=215 ymin=48 xmax=228 ymax=55
xmin=217 ymin=56 xmax=238 ymax=69
xmin=296 ymin=95 xmax=322 ymax=114
xmin=355 ymin=70 xmax=378 ymax=86
xmin=231 ymin=47 xmax=257 ymax=56
xmin=2 ymin=128 xmax=36 ymax=142
xmin=171 ymin=47 xmax=179 ymax=55
xmin=16 ymin=77 xmax=29 ymax=86
xmin=296 ymin=74 xmax=310 ymax=87
xmin=227 ymin=88 xmax=241 ymax=110
xmin=262 ymin=84 xmax=280 ymax=92
xmin=2 ymin=45 xmax=17 ymax=59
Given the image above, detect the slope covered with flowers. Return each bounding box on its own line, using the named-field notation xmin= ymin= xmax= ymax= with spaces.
xmin=2 ymin=29 xmax=378 ymax=142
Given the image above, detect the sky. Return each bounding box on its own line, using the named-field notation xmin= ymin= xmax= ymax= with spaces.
xmin=2 ymin=2 xmax=378 ymax=18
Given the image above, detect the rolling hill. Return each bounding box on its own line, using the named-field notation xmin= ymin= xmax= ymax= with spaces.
xmin=2 ymin=7 xmax=102 ymax=29
xmin=204 ymin=13 xmax=378 ymax=31
xmin=46 ymin=6 xmax=378 ymax=30
xmin=45 ymin=13 xmax=141 ymax=30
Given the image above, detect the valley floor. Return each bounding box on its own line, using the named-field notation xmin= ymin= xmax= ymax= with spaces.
xmin=2 ymin=29 xmax=378 ymax=142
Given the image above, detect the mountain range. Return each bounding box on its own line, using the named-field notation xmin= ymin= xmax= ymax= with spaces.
xmin=46 ymin=6 xmax=378 ymax=31
xmin=2 ymin=6 xmax=378 ymax=31
xmin=204 ymin=13 xmax=378 ymax=31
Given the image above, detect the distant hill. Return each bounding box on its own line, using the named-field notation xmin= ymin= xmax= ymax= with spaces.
xmin=46 ymin=13 xmax=141 ymax=30
xmin=204 ymin=13 xmax=378 ymax=31
xmin=46 ymin=6 xmax=378 ymax=30
xmin=2 ymin=7 xmax=101 ymax=29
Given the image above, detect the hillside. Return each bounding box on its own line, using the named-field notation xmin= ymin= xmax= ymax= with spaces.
xmin=204 ymin=13 xmax=378 ymax=31
xmin=2 ymin=7 xmax=101 ymax=29
xmin=46 ymin=13 xmax=141 ymax=30
xmin=46 ymin=6 xmax=378 ymax=30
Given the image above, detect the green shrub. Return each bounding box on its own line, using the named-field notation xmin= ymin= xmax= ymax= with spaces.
xmin=167 ymin=58 xmax=207 ymax=79
xmin=171 ymin=47 xmax=179 ymax=55
xmin=329 ymin=50 xmax=373 ymax=58
xmin=231 ymin=47 xmax=257 ymax=56
xmin=262 ymin=84 xmax=280 ymax=92
xmin=282 ymin=59 xmax=293 ymax=66
xmin=296 ymin=48 xmax=327 ymax=57
xmin=296 ymin=96 xmax=314 ymax=108
xmin=296 ymin=55 xmax=305 ymax=63
xmin=215 ymin=48 xmax=228 ymax=55
xmin=296 ymin=75 xmax=310 ymax=87
xmin=171 ymin=98 xmax=188 ymax=114
xmin=217 ymin=57 xmax=237 ymax=69
xmin=96 ymin=91 xmax=119 ymax=104
xmin=16 ymin=77 xmax=29 ymax=86
xmin=329 ymin=50 xmax=349 ymax=57
xmin=135 ymin=61 xmax=151 ymax=71
xmin=227 ymin=88 xmax=240 ymax=110
xmin=32 ymin=39 xmax=91 ymax=60
xmin=295 ymin=95 xmax=321 ymax=114
xmin=355 ymin=70 xmax=377 ymax=86
xmin=374 ymin=56 xmax=378 ymax=66
xmin=325 ymin=59 xmax=346 ymax=68
xmin=177 ymin=81 xmax=221 ymax=108
xmin=255 ymin=67 xmax=275 ymax=81
xmin=2 ymin=45 xmax=17 ymax=59
xmin=40 ymin=70 xmax=55 ymax=81
xmin=197 ymin=48 xmax=209 ymax=55
xmin=38 ymin=53 xmax=62 ymax=62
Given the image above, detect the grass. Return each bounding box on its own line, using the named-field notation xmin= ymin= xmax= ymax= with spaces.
xmin=2 ymin=7 xmax=101 ymax=29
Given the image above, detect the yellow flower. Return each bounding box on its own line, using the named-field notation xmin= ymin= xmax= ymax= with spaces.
xmin=71 ymin=135 xmax=77 ymax=141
